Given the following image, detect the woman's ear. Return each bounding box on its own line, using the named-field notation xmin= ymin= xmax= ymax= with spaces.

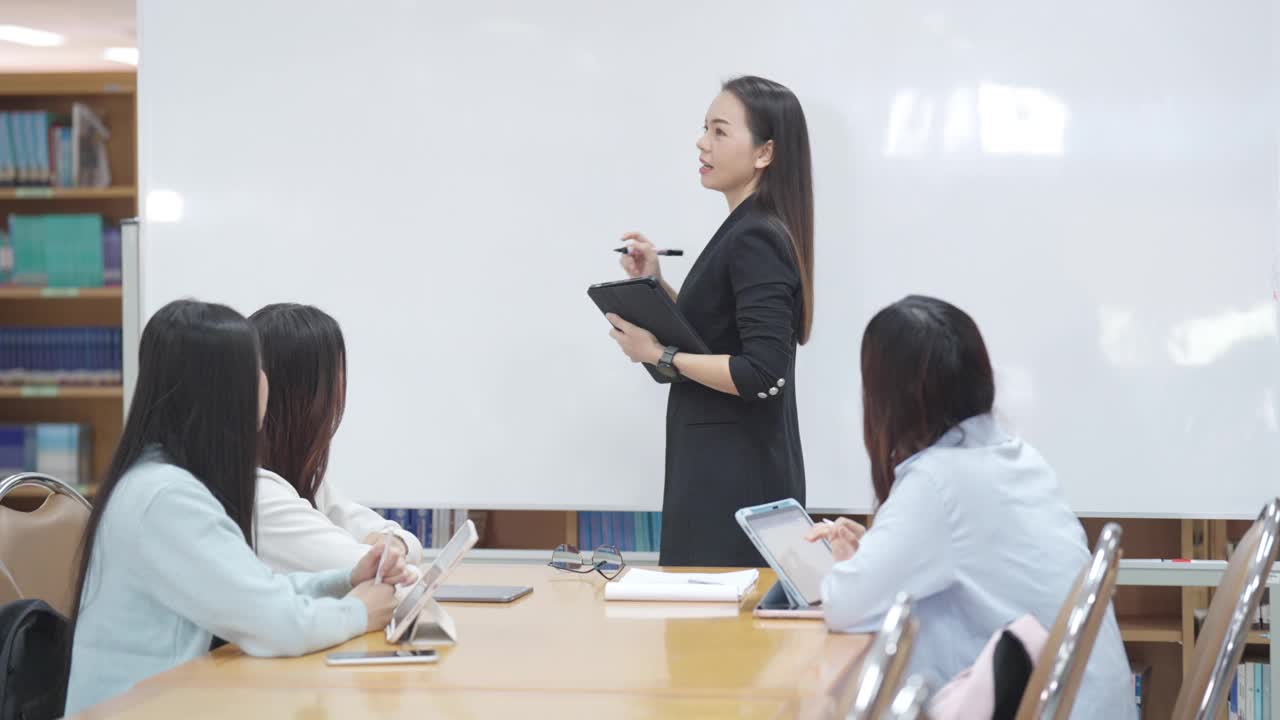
xmin=258 ymin=369 xmax=269 ymax=430
xmin=754 ymin=139 xmax=775 ymax=170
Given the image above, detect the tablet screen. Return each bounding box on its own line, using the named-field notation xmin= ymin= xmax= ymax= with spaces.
xmin=387 ymin=520 xmax=477 ymax=641
xmin=744 ymin=506 xmax=834 ymax=606
xmin=391 ymin=573 xmax=433 ymax=629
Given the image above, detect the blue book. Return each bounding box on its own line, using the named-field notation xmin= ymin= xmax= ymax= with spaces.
xmin=21 ymin=426 xmax=36 ymax=471
xmin=1257 ymin=663 xmax=1263 ymax=719
xmin=1262 ymin=662 xmax=1269 ymax=720
xmin=621 ymin=512 xmax=635 ymax=552
xmin=0 ymin=113 xmax=13 ymax=185
xmin=0 ymin=425 xmax=23 ymax=475
xmin=33 ymin=111 xmax=49 ymax=185
xmin=411 ymin=509 xmax=430 ymax=547
xmin=592 ymin=512 xmax=604 ymax=549
xmin=19 ymin=112 xmax=35 ymax=185
xmin=59 ymin=127 xmax=72 ymax=187
xmin=634 ymin=512 xmax=648 ymax=552
xmin=93 ymin=327 xmax=105 ymax=382
xmin=27 ymin=112 xmax=43 ymax=185
xmin=1231 ymin=671 xmax=1238 ymax=718
xmin=391 ymin=508 xmax=410 ymax=533
xmin=576 ymin=512 xmax=588 ymax=549
xmin=10 ymin=113 xmax=26 ymax=184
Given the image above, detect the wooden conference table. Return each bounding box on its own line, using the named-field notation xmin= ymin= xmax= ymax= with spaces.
xmin=69 ymin=565 xmax=872 ymax=719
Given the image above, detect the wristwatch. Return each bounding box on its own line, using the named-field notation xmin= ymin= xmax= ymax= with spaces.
xmin=656 ymin=345 xmax=680 ymax=377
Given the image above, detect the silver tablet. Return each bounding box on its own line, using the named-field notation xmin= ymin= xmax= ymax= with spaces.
xmin=735 ymin=498 xmax=834 ymax=608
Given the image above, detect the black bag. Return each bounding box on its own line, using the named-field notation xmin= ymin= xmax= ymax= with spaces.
xmin=0 ymin=599 xmax=69 ymax=720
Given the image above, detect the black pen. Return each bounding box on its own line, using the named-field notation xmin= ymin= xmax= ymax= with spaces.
xmin=614 ymin=247 xmax=684 ymax=257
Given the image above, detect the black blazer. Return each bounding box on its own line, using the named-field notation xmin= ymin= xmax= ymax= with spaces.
xmin=660 ymin=195 xmax=806 ymax=567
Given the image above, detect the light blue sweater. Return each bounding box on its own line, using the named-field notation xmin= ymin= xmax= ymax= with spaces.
xmin=65 ymin=455 xmax=368 ymax=715
xmin=821 ymin=415 xmax=1135 ymax=719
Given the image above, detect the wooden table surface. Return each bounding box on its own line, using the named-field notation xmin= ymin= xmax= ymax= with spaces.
xmin=70 ymin=564 xmax=871 ymax=719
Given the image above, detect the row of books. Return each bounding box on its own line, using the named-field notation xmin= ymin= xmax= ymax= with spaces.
xmin=1 ymin=214 xmax=121 ymax=287
xmin=0 ymin=423 xmax=90 ymax=488
xmin=0 ymin=106 xmax=111 ymax=187
xmin=578 ymin=511 xmax=662 ymax=553
xmin=1230 ymin=661 xmax=1272 ymax=719
xmin=367 ymin=510 xmax=660 ymax=554
xmin=372 ymin=508 xmax=470 ymax=549
xmin=0 ymin=327 xmax=122 ymax=385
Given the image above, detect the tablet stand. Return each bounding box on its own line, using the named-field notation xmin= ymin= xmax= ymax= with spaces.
xmin=403 ymin=598 xmax=459 ymax=646
xmin=759 ymin=580 xmax=805 ymax=610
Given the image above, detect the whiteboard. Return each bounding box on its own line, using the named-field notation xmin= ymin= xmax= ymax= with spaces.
xmin=137 ymin=0 xmax=1280 ymax=516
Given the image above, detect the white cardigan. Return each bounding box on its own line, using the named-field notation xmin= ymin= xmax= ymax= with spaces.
xmin=254 ymin=467 xmax=424 ymax=575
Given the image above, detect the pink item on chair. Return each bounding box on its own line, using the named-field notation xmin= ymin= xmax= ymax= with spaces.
xmin=929 ymin=614 xmax=1049 ymax=719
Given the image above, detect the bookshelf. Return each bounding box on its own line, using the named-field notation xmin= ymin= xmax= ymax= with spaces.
xmin=0 ymin=187 xmax=135 ymax=200
xmin=0 ymin=71 xmax=136 ymax=487
xmin=0 ymin=286 xmax=121 ymax=299
xmin=0 ymin=386 xmax=124 ymax=400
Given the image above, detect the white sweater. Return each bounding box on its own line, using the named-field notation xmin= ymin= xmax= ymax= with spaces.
xmin=254 ymin=468 xmax=424 ymax=575
xmin=821 ymin=414 xmax=1135 ymax=719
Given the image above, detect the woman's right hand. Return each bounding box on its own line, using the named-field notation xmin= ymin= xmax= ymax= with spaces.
xmin=620 ymin=232 xmax=662 ymax=279
xmin=805 ymin=518 xmax=867 ymax=562
xmin=347 ymin=580 xmax=397 ymax=632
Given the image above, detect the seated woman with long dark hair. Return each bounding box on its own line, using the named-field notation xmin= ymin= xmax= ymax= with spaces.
xmin=808 ymin=295 xmax=1134 ymax=718
xmin=65 ymin=300 xmax=408 ymax=715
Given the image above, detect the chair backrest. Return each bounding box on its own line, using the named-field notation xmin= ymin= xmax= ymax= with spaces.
xmin=0 ymin=473 xmax=91 ymax=617
xmin=1015 ymin=522 xmax=1123 ymax=720
xmin=1172 ymin=498 xmax=1280 ymax=720
xmin=829 ymin=592 xmax=918 ymax=720
xmin=888 ymin=675 xmax=930 ymax=720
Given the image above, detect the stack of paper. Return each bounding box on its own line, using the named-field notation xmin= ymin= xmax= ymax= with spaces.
xmin=603 ymin=568 xmax=759 ymax=602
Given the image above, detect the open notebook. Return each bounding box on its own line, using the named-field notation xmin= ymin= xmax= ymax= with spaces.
xmin=603 ymin=569 xmax=759 ymax=602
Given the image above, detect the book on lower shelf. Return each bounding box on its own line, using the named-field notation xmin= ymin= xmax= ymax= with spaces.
xmin=1231 ymin=658 xmax=1271 ymax=720
xmin=0 ymin=326 xmax=122 ymax=385
xmin=578 ymin=511 xmax=662 ymax=553
xmin=1131 ymin=663 xmax=1150 ymax=718
xmin=372 ymin=508 xmax=472 ymax=549
xmin=0 ymin=422 xmax=90 ymax=488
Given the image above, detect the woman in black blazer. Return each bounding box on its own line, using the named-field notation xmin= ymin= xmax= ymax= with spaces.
xmin=607 ymin=76 xmax=816 ymax=567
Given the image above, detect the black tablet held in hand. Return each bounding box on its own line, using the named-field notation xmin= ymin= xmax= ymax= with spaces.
xmin=588 ymin=276 xmax=711 ymax=384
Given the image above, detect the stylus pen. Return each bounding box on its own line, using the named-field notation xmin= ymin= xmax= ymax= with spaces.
xmin=613 ymin=247 xmax=684 ymax=257
xmin=374 ymin=528 xmax=392 ymax=584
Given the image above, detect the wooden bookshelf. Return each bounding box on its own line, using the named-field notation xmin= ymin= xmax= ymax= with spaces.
xmin=0 ymin=71 xmax=137 ymax=486
xmin=0 ymin=186 xmax=136 ymax=200
xmin=0 ymin=386 xmax=123 ymax=400
xmin=0 ymin=73 xmax=135 ymax=97
xmin=1119 ymin=616 xmax=1183 ymax=643
xmin=0 ymin=286 xmax=121 ymax=299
